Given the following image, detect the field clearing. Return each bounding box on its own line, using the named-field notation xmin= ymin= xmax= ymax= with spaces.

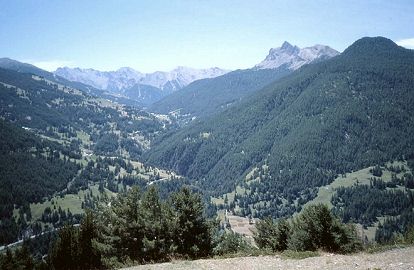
xmin=76 ymin=130 xmax=91 ymax=145
xmin=211 ymin=185 xmax=247 ymax=205
xmin=303 ymin=161 xmax=411 ymax=209
xmin=303 ymin=161 xmax=412 ymax=241
xmin=227 ymin=214 xmax=255 ymax=237
xmin=28 ymin=184 xmax=115 ymax=221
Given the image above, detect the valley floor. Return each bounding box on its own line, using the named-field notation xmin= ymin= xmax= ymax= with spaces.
xmin=122 ymin=246 xmax=414 ymax=270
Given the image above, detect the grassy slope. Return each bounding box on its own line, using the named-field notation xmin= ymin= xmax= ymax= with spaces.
xmin=304 ymin=161 xmax=411 ymax=208
xmin=302 ymin=161 xmax=412 ymax=241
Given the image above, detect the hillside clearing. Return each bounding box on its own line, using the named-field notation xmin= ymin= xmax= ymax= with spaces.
xmin=122 ymin=246 xmax=414 ymax=270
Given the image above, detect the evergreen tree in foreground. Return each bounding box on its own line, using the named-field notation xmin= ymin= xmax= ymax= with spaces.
xmin=49 ymin=211 xmax=102 ymax=270
xmin=254 ymin=204 xmax=362 ymax=253
xmin=94 ymin=186 xmax=214 ymax=267
xmin=170 ymin=187 xmax=213 ymax=258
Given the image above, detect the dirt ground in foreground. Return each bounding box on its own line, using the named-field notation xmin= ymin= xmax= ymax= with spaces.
xmin=123 ymin=246 xmax=414 ymax=270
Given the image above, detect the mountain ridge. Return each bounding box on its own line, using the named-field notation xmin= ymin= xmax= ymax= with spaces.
xmin=150 ymin=41 xmax=338 ymax=118
xmin=0 ymin=57 xmax=145 ymax=107
xmin=55 ymin=66 xmax=230 ymax=94
xmin=255 ymin=42 xmax=339 ymax=70
xmin=145 ymin=36 xmax=414 ymax=218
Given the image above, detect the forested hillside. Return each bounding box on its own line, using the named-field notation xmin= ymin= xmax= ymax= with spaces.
xmin=0 ymin=58 xmax=143 ymax=107
xmin=146 ymin=37 xmax=414 ymax=217
xmin=150 ymin=68 xmax=291 ymax=118
xmin=0 ymin=120 xmax=80 ymax=245
xmin=0 ymin=67 xmax=176 ymax=246
xmin=0 ymin=67 xmax=168 ymax=159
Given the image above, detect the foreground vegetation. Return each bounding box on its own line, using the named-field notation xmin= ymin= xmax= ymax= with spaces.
xmin=1 ymin=37 xmax=414 ymax=269
xmin=5 ymin=186 xmax=413 ymax=270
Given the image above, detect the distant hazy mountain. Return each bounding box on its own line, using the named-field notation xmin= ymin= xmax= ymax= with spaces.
xmin=0 ymin=57 xmax=53 ymax=78
xmin=0 ymin=58 xmax=144 ymax=107
xmin=255 ymin=41 xmax=339 ymax=70
xmin=54 ymin=66 xmax=229 ymax=95
xmin=150 ymin=41 xmax=338 ymax=118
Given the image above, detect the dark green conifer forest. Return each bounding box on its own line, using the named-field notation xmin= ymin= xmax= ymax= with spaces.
xmin=1 ymin=37 xmax=414 ymax=268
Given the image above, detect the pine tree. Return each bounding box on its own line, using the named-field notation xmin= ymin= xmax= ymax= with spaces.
xmin=14 ymin=243 xmax=34 ymax=270
xmin=78 ymin=210 xmax=101 ymax=269
xmin=170 ymin=187 xmax=212 ymax=258
xmin=49 ymin=224 xmax=78 ymax=270
xmin=1 ymin=249 xmax=15 ymax=270
xmin=141 ymin=186 xmax=167 ymax=261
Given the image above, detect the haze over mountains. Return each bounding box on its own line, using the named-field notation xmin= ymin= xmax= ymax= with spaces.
xmin=150 ymin=42 xmax=339 ymax=117
xmin=53 ymin=42 xmax=338 ymax=108
xmin=0 ymin=57 xmax=147 ymax=107
xmin=54 ymin=66 xmax=229 ymax=104
xmin=146 ymin=37 xmax=414 ymax=217
xmin=1 ymin=36 xmax=414 ymax=267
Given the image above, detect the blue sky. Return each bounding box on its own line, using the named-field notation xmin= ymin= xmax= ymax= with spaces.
xmin=1 ymin=0 xmax=413 ymax=72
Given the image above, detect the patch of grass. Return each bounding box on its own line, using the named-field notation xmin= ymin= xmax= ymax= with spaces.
xmin=301 ymin=160 xmax=414 ymax=242
xmin=364 ymin=243 xmax=409 ymax=254
xmin=76 ymin=130 xmax=91 ymax=145
xmin=281 ymin=250 xmax=320 ymax=260
xmin=213 ymin=247 xmax=275 ymax=259
xmin=30 ymin=184 xmax=116 ymax=221
xmin=303 ymin=167 xmax=375 ymax=209
xmin=211 ymin=185 xmax=248 ymax=206
xmin=305 ymin=161 xmax=413 ymax=210
xmin=31 ymin=192 xmax=84 ymax=220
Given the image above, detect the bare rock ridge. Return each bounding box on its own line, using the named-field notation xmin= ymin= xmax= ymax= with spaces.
xmin=255 ymin=41 xmax=339 ymax=70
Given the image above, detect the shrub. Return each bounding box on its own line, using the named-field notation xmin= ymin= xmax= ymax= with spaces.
xmin=213 ymin=231 xmax=252 ymax=255
xmin=254 ymin=204 xmax=362 ymax=254
xmin=288 ymin=204 xmax=361 ymax=253
xmin=405 ymin=224 xmax=414 ymax=244
xmin=254 ymin=217 xmax=290 ymax=251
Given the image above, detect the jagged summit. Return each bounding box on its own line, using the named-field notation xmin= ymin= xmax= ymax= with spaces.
xmin=281 ymin=41 xmax=293 ymax=48
xmin=255 ymin=42 xmax=339 ymax=70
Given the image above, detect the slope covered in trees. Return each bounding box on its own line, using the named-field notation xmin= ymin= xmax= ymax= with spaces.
xmin=0 ymin=58 xmax=143 ymax=107
xmin=0 ymin=67 xmax=167 ymax=159
xmin=0 ymin=66 xmax=172 ymax=246
xmin=0 ymin=120 xmax=79 ymax=245
xmin=150 ymin=68 xmax=291 ymax=118
xmin=146 ymin=37 xmax=414 ymax=217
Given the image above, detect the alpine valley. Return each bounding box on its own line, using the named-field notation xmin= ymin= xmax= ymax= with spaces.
xmin=1 ymin=37 xmax=414 ymax=268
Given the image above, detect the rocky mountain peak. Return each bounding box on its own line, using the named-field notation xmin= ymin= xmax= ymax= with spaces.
xmin=255 ymin=42 xmax=339 ymax=70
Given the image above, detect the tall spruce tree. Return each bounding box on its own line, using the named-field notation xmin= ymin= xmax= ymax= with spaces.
xmin=49 ymin=224 xmax=78 ymax=270
xmin=78 ymin=210 xmax=102 ymax=269
xmin=170 ymin=187 xmax=212 ymax=258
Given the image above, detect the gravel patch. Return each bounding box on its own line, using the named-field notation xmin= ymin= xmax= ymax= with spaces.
xmin=122 ymin=247 xmax=414 ymax=270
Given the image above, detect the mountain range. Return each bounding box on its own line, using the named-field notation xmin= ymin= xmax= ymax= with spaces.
xmin=1 ymin=36 xmax=413 ymax=253
xmin=145 ymin=37 xmax=414 ymax=218
xmin=0 ymin=57 xmax=145 ymax=107
xmin=54 ymin=42 xmax=338 ymax=108
xmin=150 ymin=42 xmax=338 ymax=118
xmin=54 ymin=66 xmax=229 ymax=104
